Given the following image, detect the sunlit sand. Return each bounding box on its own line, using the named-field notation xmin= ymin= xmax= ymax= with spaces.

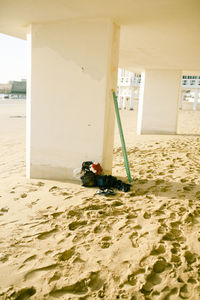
xmin=0 ymin=100 xmax=200 ymax=299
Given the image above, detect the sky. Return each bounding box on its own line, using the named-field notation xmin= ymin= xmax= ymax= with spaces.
xmin=0 ymin=33 xmax=27 ymax=83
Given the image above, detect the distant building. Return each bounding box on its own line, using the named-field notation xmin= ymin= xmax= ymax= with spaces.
xmin=117 ymin=69 xmax=141 ymax=110
xmin=182 ymin=75 xmax=200 ymax=89
xmin=0 ymin=82 xmax=12 ymax=94
xmin=10 ymin=79 xmax=26 ymax=94
xmin=180 ymin=76 xmax=200 ymax=110
xmin=118 ymin=70 xmax=200 ymax=110
xmin=0 ymin=79 xmax=26 ymax=99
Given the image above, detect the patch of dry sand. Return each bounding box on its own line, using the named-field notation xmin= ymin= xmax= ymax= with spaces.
xmin=0 ymin=100 xmax=200 ymax=299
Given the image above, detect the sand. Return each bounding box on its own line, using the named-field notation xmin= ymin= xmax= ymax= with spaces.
xmin=0 ymin=100 xmax=200 ymax=300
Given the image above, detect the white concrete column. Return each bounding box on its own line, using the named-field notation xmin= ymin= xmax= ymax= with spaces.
xmin=193 ymin=88 xmax=199 ymax=110
xmin=117 ymin=87 xmax=122 ymax=109
xmin=179 ymin=90 xmax=185 ymax=110
xmin=118 ymin=96 xmax=122 ymax=109
xmin=122 ymin=97 xmax=126 ymax=109
xmin=27 ymin=19 xmax=120 ymax=180
xmin=137 ymin=69 xmax=182 ymax=134
xmin=129 ymin=88 xmax=134 ymax=110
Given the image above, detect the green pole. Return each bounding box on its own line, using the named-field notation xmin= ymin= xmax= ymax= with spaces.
xmin=112 ymin=90 xmax=132 ymax=183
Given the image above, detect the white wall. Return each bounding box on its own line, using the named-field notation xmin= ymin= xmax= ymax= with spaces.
xmin=27 ymin=19 xmax=119 ymax=180
xmin=138 ymin=69 xmax=182 ymax=134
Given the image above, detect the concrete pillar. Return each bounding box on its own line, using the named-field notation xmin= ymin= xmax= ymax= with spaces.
xmin=179 ymin=90 xmax=185 ymax=110
xmin=137 ymin=69 xmax=182 ymax=135
xmin=117 ymin=87 xmax=122 ymax=109
xmin=122 ymin=97 xmax=126 ymax=109
xmin=26 ymin=19 xmax=120 ymax=180
xmin=118 ymin=96 xmax=122 ymax=109
xmin=193 ymin=88 xmax=199 ymax=110
xmin=129 ymin=88 xmax=134 ymax=110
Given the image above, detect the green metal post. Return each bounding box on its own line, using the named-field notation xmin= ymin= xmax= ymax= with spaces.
xmin=112 ymin=90 xmax=132 ymax=183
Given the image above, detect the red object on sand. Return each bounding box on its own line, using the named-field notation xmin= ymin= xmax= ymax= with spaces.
xmin=90 ymin=163 xmax=103 ymax=175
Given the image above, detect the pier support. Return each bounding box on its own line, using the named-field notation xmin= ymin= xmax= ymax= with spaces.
xmin=122 ymin=97 xmax=126 ymax=109
xmin=117 ymin=88 xmax=122 ymax=109
xmin=129 ymin=88 xmax=134 ymax=110
xmin=193 ymin=89 xmax=199 ymax=110
xmin=179 ymin=90 xmax=185 ymax=110
xmin=137 ymin=69 xmax=182 ymax=135
xmin=26 ymin=19 xmax=120 ymax=180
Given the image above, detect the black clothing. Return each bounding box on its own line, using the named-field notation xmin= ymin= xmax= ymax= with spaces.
xmin=80 ymin=166 xmax=131 ymax=192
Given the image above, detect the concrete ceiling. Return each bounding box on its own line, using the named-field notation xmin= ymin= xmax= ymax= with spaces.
xmin=0 ymin=0 xmax=200 ymax=72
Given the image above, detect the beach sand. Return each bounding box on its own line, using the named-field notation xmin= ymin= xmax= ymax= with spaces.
xmin=0 ymin=100 xmax=200 ymax=300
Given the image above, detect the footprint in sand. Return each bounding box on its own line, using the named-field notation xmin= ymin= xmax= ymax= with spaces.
xmin=129 ymin=232 xmax=138 ymax=248
xmin=187 ymin=277 xmax=197 ymax=284
xmin=171 ymin=242 xmax=180 ymax=254
xmin=93 ymin=224 xmax=103 ymax=234
xmin=0 ymin=253 xmax=8 ymax=262
xmin=49 ymin=186 xmax=59 ymax=192
xmin=19 ymin=255 xmax=37 ymax=270
xmin=126 ymin=268 xmax=145 ymax=287
xmin=184 ymin=251 xmax=197 ymax=265
xmin=170 ymin=212 xmax=176 ymax=219
xmin=143 ymin=212 xmax=151 ymax=219
xmin=0 ymin=207 xmax=9 ymax=216
xmin=67 ymin=209 xmax=83 ymax=219
xmin=8 ymin=287 xmax=36 ymax=299
xmin=49 ymin=186 xmax=61 ymax=196
xmin=100 ymin=236 xmax=112 ymax=249
xmin=141 ymin=272 xmax=162 ymax=296
xmin=23 ymin=255 xmax=37 ymax=263
xmin=37 ymin=227 xmax=58 ymax=240
xmin=183 ymin=185 xmax=193 ymax=192
xmin=179 ymin=284 xmax=190 ymax=299
xmin=49 ymin=271 xmax=104 ymax=297
xmin=24 ymin=264 xmax=57 ymax=281
xmin=48 ymin=271 xmax=61 ymax=284
xmin=170 ymin=221 xmax=181 ymax=228
xmin=68 ymin=220 xmax=87 ymax=231
xmin=20 ymin=193 xmax=27 ymax=198
xmin=153 ymin=259 xmax=169 ymax=273
xmin=162 ymin=228 xmax=185 ymax=242
xmin=141 ymin=259 xmax=171 ymax=296
xmin=163 ymin=287 xmax=178 ymax=300
xmin=57 ymin=247 xmax=75 ymax=261
xmin=150 ymin=244 xmax=165 ymax=256
xmin=133 ymin=225 xmax=142 ymax=230
xmin=171 ymin=254 xmax=181 ymax=265
xmin=111 ymin=200 xmax=123 ymax=207
xmin=31 ymin=199 xmax=39 ymax=206
xmin=51 ymin=211 xmax=63 ymax=218
xmin=184 ymin=212 xmax=199 ymax=225
xmin=36 ymin=181 xmax=44 ymax=187
xmin=59 ymin=191 xmax=70 ymax=197
xmin=157 ymin=225 xmax=167 ymax=234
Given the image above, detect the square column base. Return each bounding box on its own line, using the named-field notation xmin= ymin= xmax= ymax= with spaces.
xmin=137 ymin=69 xmax=182 ymax=135
xmin=27 ymin=19 xmax=120 ymax=181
